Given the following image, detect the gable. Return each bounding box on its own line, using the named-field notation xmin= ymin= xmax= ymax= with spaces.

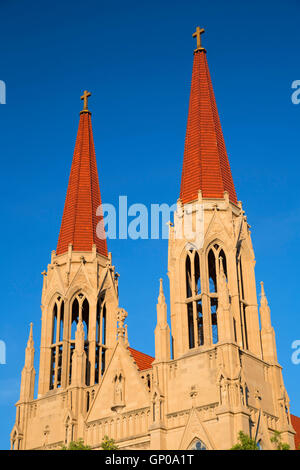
xmin=179 ymin=408 xmax=215 ymax=450
xmin=86 ymin=342 xmax=150 ymax=423
xmin=254 ymin=409 xmax=272 ymax=450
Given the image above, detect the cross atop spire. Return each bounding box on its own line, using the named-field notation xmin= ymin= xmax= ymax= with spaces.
xmin=192 ymin=26 xmax=205 ymax=52
xmin=80 ymin=90 xmax=91 ymax=114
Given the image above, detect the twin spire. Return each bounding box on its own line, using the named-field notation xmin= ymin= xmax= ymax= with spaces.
xmin=56 ymin=91 xmax=108 ymax=257
xmin=56 ymin=27 xmax=238 ymax=256
xmin=180 ymin=27 xmax=237 ymax=205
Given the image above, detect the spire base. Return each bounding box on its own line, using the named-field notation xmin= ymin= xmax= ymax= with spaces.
xmin=194 ymin=47 xmax=206 ymax=54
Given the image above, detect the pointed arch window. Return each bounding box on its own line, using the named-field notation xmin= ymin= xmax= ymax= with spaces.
xmin=190 ymin=439 xmax=207 ymax=450
xmin=95 ymin=295 xmax=107 ymax=384
xmin=187 ymin=302 xmax=194 ymax=349
xmin=71 ymin=298 xmax=79 ymax=339
xmin=185 ymin=250 xmax=204 ymax=349
xmin=197 ymin=301 xmax=204 ymax=346
xmin=237 ymin=256 xmax=248 ymax=350
xmin=210 ymin=298 xmax=218 ymax=344
xmin=208 ymin=249 xmax=217 ymax=293
xmin=68 ymin=293 xmax=90 ymax=386
xmin=50 ymin=296 xmax=64 ymax=390
xmin=194 ymin=252 xmax=201 ymax=294
xmin=207 ymin=244 xmax=228 ymax=346
xmin=185 ymin=245 xmax=229 ymax=349
xmin=186 ymin=255 xmax=192 ymax=298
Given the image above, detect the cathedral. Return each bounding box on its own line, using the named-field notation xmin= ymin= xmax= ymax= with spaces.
xmin=11 ymin=28 xmax=298 ymax=450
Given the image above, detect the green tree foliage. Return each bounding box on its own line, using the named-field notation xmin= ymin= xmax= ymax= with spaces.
xmin=61 ymin=438 xmax=91 ymax=450
xmin=231 ymin=430 xmax=291 ymax=450
xmin=270 ymin=431 xmax=290 ymax=450
xmin=100 ymin=435 xmax=119 ymax=450
xmin=231 ymin=431 xmax=258 ymax=450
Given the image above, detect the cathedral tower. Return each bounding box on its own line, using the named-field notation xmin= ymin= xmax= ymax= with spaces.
xmin=11 ymin=92 xmax=121 ymax=449
xmin=167 ymin=27 xmax=295 ymax=449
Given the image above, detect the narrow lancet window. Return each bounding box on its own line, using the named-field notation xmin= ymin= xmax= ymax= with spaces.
xmin=101 ymin=349 xmax=106 ymax=376
xmin=187 ymin=303 xmax=194 ymax=349
xmin=59 ymin=302 xmax=64 ymax=342
xmin=95 ymin=296 xmax=107 ymax=384
xmin=207 ymin=244 xmax=227 ymax=346
xmin=50 ymin=297 xmax=64 ymax=390
xmin=52 ymin=303 xmax=57 ymax=344
xmin=208 ymin=249 xmax=217 ymax=293
xmin=211 ymin=298 xmax=218 ymax=344
xmin=237 ymin=256 xmax=248 ymax=350
xmin=82 ymin=298 xmax=89 ymax=338
xmin=71 ymin=298 xmax=79 ymax=339
xmin=185 ymin=250 xmax=204 ymax=349
xmin=194 ymin=252 xmax=201 ymax=294
xmin=186 ymin=255 xmax=192 ymax=298
xmin=102 ymin=304 xmax=106 ymax=345
xmin=197 ymin=300 xmax=204 ymax=346
xmin=50 ymin=348 xmax=56 ymax=390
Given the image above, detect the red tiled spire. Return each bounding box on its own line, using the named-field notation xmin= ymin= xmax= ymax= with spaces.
xmin=56 ymin=96 xmax=108 ymax=257
xmin=180 ymin=34 xmax=237 ymax=205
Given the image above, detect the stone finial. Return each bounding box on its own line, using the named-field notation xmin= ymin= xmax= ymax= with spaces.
xmin=24 ymin=322 xmax=35 ymax=369
xmin=117 ymin=308 xmax=128 ymax=343
xmin=124 ymin=324 xmax=129 ymax=347
xmin=260 ymin=281 xmax=268 ymax=305
xmin=158 ymin=278 xmax=166 ymax=304
xmin=20 ymin=322 xmax=36 ymax=402
xmin=259 ymin=281 xmax=272 ymax=329
xmin=28 ymin=322 xmax=33 ymax=346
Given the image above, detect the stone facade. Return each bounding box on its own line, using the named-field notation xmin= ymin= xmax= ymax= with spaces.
xmin=11 ymin=31 xmax=296 ymax=450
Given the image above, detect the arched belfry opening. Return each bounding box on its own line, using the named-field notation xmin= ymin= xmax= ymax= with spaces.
xmin=46 ymin=287 xmax=113 ymax=392
xmin=236 ymin=252 xmax=249 ymax=350
xmin=50 ymin=296 xmax=64 ymax=390
xmin=95 ymin=295 xmax=107 ymax=384
xmin=184 ymin=244 xmax=229 ymax=350
xmin=68 ymin=292 xmax=91 ymax=387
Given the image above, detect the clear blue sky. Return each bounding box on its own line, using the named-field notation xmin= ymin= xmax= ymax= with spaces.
xmin=0 ymin=0 xmax=299 ymax=449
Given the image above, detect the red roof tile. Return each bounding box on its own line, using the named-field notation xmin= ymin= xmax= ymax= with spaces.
xmin=128 ymin=347 xmax=154 ymax=371
xmin=180 ymin=49 xmax=237 ymax=205
xmin=56 ymin=110 xmax=108 ymax=257
xmin=291 ymin=414 xmax=300 ymax=450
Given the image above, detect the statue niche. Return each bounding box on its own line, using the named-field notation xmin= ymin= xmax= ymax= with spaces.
xmin=111 ymin=371 xmax=125 ymax=412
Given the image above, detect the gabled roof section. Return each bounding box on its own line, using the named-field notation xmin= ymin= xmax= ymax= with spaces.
xmin=180 ymin=47 xmax=237 ymax=205
xmin=128 ymin=347 xmax=155 ymax=371
xmin=56 ymin=103 xmax=108 ymax=257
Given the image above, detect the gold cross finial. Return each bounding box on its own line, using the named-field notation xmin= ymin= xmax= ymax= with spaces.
xmin=192 ymin=26 xmax=205 ymax=52
xmin=80 ymin=90 xmax=91 ymax=114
